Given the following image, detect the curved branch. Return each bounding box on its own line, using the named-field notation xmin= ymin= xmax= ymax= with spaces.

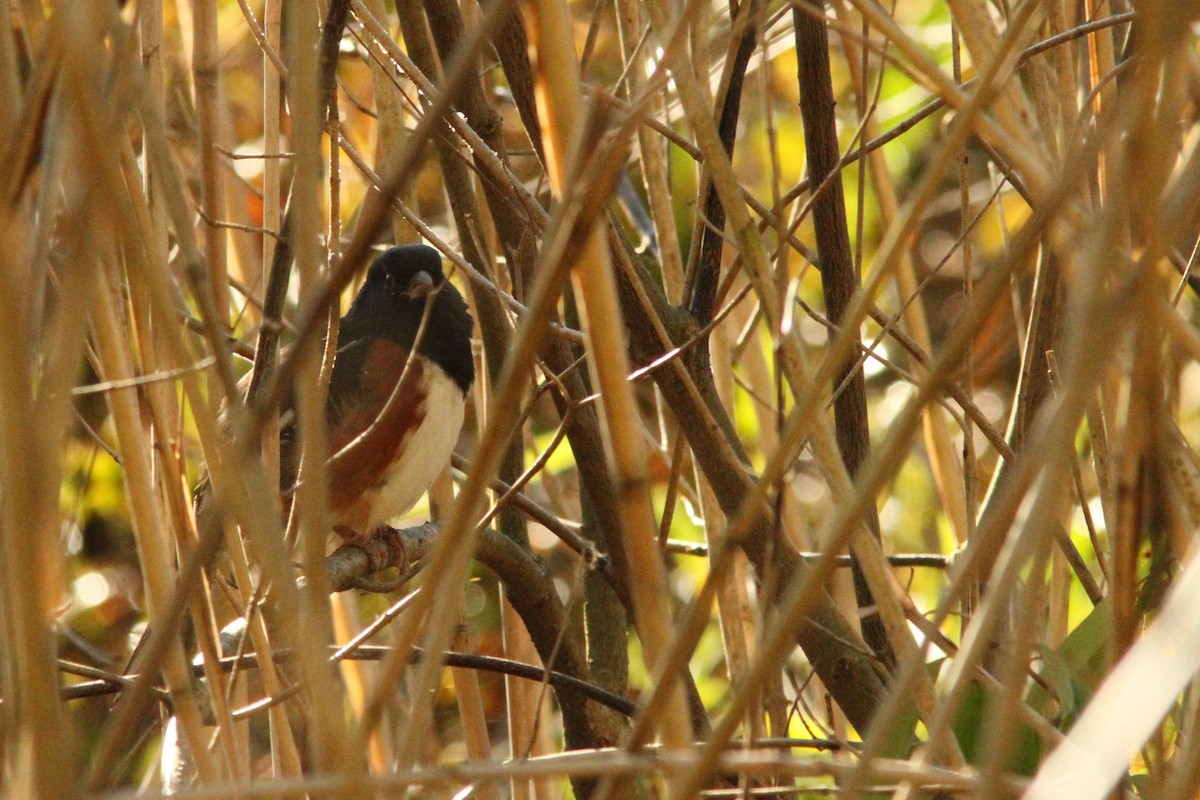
xmin=324 ymin=523 xmax=629 ymax=754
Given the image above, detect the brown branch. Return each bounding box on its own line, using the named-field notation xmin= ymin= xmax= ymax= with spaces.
xmin=475 ymin=0 xmax=544 ymax=165
xmin=59 ymin=647 xmax=636 ymax=719
xmin=686 ymin=0 xmax=763 ymax=327
xmin=793 ymin=0 xmax=892 ymax=666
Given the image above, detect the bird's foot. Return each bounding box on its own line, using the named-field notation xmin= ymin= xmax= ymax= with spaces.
xmin=332 ymin=525 xmax=411 ymax=592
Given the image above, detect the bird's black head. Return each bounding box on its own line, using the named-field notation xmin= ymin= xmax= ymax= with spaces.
xmin=341 ymin=244 xmax=475 ymax=394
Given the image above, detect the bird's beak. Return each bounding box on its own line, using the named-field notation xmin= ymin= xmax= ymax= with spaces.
xmin=403 ymin=270 xmax=435 ymax=300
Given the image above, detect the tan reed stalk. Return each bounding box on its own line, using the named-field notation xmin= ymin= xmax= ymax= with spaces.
xmin=191 ymin=0 xmax=230 ymax=320
xmin=451 ymin=594 xmax=501 ymax=800
xmin=285 ymin=0 xmax=365 ymax=783
xmin=526 ymin=0 xmax=695 ymax=757
xmin=0 ymin=15 xmax=79 ymax=796
xmin=704 ymin=322 xmax=763 ymax=738
xmin=116 ymin=141 xmax=250 ymax=782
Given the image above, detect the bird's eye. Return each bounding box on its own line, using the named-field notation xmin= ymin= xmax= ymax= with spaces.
xmin=384 ymin=273 xmax=397 ymax=293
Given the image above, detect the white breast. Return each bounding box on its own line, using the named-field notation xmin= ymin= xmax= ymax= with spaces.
xmin=365 ymin=364 xmax=466 ymax=529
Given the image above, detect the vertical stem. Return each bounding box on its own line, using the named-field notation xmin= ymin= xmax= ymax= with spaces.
xmin=288 ymin=0 xmax=361 ymax=778
xmin=263 ymin=0 xmax=282 ymax=286
xmin=452 ymin=593 xmax=501 ymax=800
xmin=191 ymin=0 xmax=230 ymax=321
xmin=502 ymin=594 xmax=536 ymax=800
xmin=951 ymin=14 xmax=976 ymax=542
xmin=0 ymin=148 xmax=72 ymax=800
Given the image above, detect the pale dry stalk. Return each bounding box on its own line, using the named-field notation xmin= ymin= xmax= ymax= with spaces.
xmin=527 ymin=0 xmax=694 ymax=758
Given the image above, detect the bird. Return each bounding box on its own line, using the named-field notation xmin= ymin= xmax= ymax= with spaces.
xmin=196 ymin=243 xmax=475 ymax=544
xmin=295 ymin=244 xmax=472 ymax=542
xmin=311 ymin=243 xmax=475 ymax=541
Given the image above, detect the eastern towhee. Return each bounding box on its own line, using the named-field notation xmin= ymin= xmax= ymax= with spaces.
xmin=197 ymin=244 xmax=475 ymax=543
xmin=316 ymin=243 xmax=475 ymax=540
